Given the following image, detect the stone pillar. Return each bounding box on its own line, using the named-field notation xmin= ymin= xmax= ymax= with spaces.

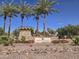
xmin=18 ymin=28 xmax=33 ymax=41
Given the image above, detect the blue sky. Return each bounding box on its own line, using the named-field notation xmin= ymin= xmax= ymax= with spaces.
xmin=0 ymin=0 xmax=79 ymax=32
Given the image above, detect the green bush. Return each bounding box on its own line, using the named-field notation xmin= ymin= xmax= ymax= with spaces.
xmin=0 ymin=36 xmax=14 ymax=46
xmin=0 ymin=36 xmax=10 ymax=46
xmin=0 ymin=36 xmax=8 ymax=44
xmin=72 ymin=37 xmax=79 ymax=45
xmin=57 ymin=25 xmax=79 ymax=39
xmin=21 ymin=36 xmax=26 ymax=43
xmin=12 ymin=29 xmax=19 ymax=39
xmin=47 ymin=28 xmax=55 ymax=34
xmin=0 ymin=27 xmax=4 ymax=36
xmin=3 ymin=41 xmax=9 ymax=46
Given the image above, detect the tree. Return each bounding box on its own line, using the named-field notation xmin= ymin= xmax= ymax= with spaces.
xmin=37 ymin=0 xmax=57 ymax=36
xmin=17 ymin=0 xmax=30 ymax=27
xmin=0 ymin=2 xmax=7 ymax=33
xmin=47 ymin=28 xmax=55 ymax=34
xmin=0 ymin=27 xmax=4 ymax=36
xmin=57 ymin=25 xmax=79 ymax=39
xmin=2 ymin=0 xmax=18 ymax=37
xmin=32 ymin=3 xmax=42 ymax=35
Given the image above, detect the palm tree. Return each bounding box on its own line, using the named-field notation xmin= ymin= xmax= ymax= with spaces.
xmin=3 ymin=15 xmax=7 ymax=33
xmin=32 ymin=4 xmax=41 ymax=35
xmin=0 ymin=2 xmax=7 ymax=33
xmin=17 ymin=0 xmax=30 ymax=28
xmin=3 ymin=0 xmax=17 ymax=37
xmin=37 ymin=0 xmax=57 ymax=36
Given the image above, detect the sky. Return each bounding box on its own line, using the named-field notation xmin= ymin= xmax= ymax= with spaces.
xmin=0 ymin=0 xmax=79 ymax=32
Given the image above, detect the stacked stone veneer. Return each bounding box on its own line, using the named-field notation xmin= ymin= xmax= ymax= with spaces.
xmin=19 ymin=29 xmax=33 ymax=41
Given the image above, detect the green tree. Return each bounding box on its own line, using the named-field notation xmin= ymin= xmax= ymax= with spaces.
xmin=0 ymin=2 xmax=7 ymax=33
xmin=57 ymin=25 xmax=79 ymax=39
xmin=3 ymin=0 xmax=18 ymax=37
xmin=17 ymin=0 xmax=30 ymax=27
xmin=37 ymin=0 xmax=57 ymax=36
xmin=47 ymin=28 xmax=55 ymax=34
xmin=0 ymin=27 xmax=4 ymax=36
xmin=32 ymin=3 xmax=42 ymax=35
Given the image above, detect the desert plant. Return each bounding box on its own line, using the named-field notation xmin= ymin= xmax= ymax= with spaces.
xmin=57 ymin=25 xmax=79 ymax=39
xmin=0 ymin=27 xmax=4 ymax=36
xmin=72 ymin=37 xmax=79 ymax=45
xmin=0 ymin=36 xmax=8 ymax=44
xmin=0 ymin=35 xmax=9 ymax=46
xmin=0 ymin=35 xmax=14 ymax=46
xmin=47 ymin=28 xmax=55 ymax=34
xmin=21 ymin=36 xmax=26 ymax=43
xmin=12 ymin=29 xmax=19 ymax=39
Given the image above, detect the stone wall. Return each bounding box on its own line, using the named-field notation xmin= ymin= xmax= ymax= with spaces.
xmin=18 ymin=29 xmax=33 ymax=41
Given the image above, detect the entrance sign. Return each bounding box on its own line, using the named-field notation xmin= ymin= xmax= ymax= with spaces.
xmin=35 ymin=37 xmax=51 ymax=43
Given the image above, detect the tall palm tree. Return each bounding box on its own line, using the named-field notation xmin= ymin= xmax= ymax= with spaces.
xmin=3 ymin=0 xmax=17 ymax=37
xmin=37 ymin=0 xmax=57 ymax=36
xmin=0 ymin=2 xmax=7 ymax=33
xmin=17 ymin=0 xmax=30 ymax=28
xmin=32 ymin=4 xmax=41 ymax=35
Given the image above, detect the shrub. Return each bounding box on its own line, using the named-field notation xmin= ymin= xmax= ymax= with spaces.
xmin=72 ymin=37 xmax=79 ymax=45
xmin=0 ymin=36 xmax=8 ymax=44
xmin=51 ymin=40 xmax=69 ymax=44
xmin=0 ymin=35 xmax=14 ymax=46
xmin=0 ymin=36 xmax=9 ymax=46
xmin=57 ymin=25 xmax=79 ymax=39
xmin=0 ymin=27 xmax=4 ymax=36
xmin=21 ymin=36 xmax=26 ymax=43
xmin=14 ymin=39 xmax=20 ymax=43
xmin=12 ymin=29 xmax=19 ymax=39
xmin=3 ymin=41 xmax=9 ymax=46
xmin=47 ymin=28 xmax=55 ymax=34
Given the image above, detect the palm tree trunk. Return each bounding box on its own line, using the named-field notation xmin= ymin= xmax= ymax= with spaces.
xmin=21 ymin=18 xmax=23 ymax=27
xmin=21 ymin=16 xmax=24 ymax=28
xmin=3 ymin=16 xmax=6 ymax=33
xmin=43 ymin=14 xmax=46 ymax=36
xmin=8 ymin=16 xmax=11 ymax=38
xmin=36 ymin=16 xmax=39 ymax=35
xmin=36 ymin=19 xmax=38 ymax=35
xmin=36 ymin=20 xmax=38 ymax=32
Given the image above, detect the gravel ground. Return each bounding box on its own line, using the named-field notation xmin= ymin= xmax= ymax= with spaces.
xmin=0 ymin=43 xmax=79 ymax=59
